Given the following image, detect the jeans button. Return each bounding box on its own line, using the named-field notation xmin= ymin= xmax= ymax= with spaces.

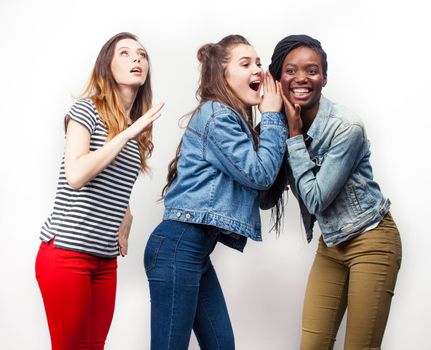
xmin=185 ymin=213 xmax=192 ymax=219
xmin=176 ymin=212 xmax=181 ymax=218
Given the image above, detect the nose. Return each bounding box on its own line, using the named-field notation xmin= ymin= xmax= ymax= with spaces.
xmin=252 ymin=64 xmax=262 ymax=75
xmin=295 ymin=71 xmax=307 ymax=83
xmin=133 ymin=57 xmax=141 ymax=63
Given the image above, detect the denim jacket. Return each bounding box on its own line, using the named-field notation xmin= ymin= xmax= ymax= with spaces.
xmin=267 ymin=96 xmax=390 ymax=247
xmin=163 ymin=100 xmax=287 ymax=251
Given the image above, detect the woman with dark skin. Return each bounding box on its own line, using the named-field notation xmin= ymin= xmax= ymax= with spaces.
xmin=268 ymin=35 xmax=402 ymax=349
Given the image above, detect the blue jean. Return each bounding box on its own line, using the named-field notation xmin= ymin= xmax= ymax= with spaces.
xmin=144 ymin=220 xmax=235 ymax=350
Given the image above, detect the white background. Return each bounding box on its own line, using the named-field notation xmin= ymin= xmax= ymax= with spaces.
xmin=1 ymin=0 xmax=430 ymax=349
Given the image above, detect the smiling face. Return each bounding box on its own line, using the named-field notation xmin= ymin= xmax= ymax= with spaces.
xmin=110 ymin=38 xmax=149 ymax=89
xmin=225 ymin=44 xmax=262 ymax=107
xmin=280 ymin=46 xmax=327 ymax=113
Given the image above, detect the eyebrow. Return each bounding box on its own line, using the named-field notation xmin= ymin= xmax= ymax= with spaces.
xmin=284 ymin=62 xmax=319 ymax=67
xmin=239 ymin=56 xmax=261 ymax=61
xmin=117 ymin=46 xmax=145 ymax=52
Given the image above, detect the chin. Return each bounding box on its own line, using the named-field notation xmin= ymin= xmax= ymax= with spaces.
xmin=246 ymin=97 xmax=262 ymax=107
xmin=289 ymin=97 xmax=310 ymax=108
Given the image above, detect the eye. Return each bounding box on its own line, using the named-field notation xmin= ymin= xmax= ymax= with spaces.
xmin=257 ymin=62 xmax=262 ymax=68
xmin=139 ymin=51 xmax=147 ymax=59
xmin=308 ymin=69 xmax=319 ymax=75
xmin=120 ymin=50 xmax=129 ymax=56
xmin=285 ymin=67 xmax=295 ymax=75
xmin=242 ymin=63 xmax=250 ymax=68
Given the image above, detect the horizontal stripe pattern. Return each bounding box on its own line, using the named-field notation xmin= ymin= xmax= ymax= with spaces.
xmin=40 ymin=99 xmax=141 ymax=257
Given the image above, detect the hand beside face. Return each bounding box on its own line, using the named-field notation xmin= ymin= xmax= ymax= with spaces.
xmin=280 ymin=47 xmax=326 ymax=113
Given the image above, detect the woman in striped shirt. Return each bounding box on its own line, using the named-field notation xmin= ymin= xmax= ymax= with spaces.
xmin=35 ymin=32 xmax=163 ymax=349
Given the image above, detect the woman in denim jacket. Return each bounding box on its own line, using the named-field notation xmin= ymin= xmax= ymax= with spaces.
xmin=267 ymin=35 xmax=402 ymax=349
xmin=144 ymin=35 xmax=287 ymax=349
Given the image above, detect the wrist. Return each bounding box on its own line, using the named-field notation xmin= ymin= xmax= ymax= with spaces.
xmin=289 ymin=129 xmax=302 ymax=138
xmin=118 ymin=129 xmax=131 ymax=143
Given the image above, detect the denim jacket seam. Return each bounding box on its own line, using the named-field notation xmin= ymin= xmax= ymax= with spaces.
xmin=261 ymin=112 xmax=287 ymax=127
xmin=212 ymin=104 xmax=233 ymax=118
xmin=187 ymin=125 xmax=202 ymax=137
xmin=164 ymin=208 xmax=256 ymax=232
xmin=202 ymin=121 xmax=209 ymax=159
xmin=333 ymin=124 xmax=366 ymax=152
xmin=208 ymin=168 xmax=216 ymax=208
xmin=330 ymin=112 xmax=364 ymax=131
xmin=202 ymin=104 xmax=232 ymax=158
xmin=287 ymin=141 xmax=306 ymax=155
xmin=321 ymin=202 xmax=389 ymax=239
xmin=205 ymin=110 xmax=275 ymax=188
xmin=208 ymin=132 xmax=271 ymax=188
xmin=186 ymin=125 xmax=206 ymax=164
xmin=213 ymin=109 xmax=230 ymax=118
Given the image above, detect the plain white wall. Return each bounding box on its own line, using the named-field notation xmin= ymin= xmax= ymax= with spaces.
xmin=1 ymin=0 xmax=430 ymax=349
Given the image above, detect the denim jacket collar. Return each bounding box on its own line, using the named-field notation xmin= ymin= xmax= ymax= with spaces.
xmin=306 ymin=95 xmax=332 ymax=141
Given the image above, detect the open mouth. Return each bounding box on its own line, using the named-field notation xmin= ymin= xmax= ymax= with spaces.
xmin=130 ymin=67 xmax=142 ymax=73
xmin=291 ymin=88 xmax=311 ymax=97
xmin=249 ymin=80 xmax=260 ymax=91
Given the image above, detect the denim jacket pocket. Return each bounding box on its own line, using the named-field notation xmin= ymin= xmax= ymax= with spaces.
xmin=144 ymin=234 xmax=165 ymax=272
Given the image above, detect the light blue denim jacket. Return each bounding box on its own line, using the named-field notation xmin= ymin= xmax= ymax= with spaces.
xmin=284 ymin=96 xmax=390 ymax=247
xmin=163 ymin=100 xmax=287 ymax=251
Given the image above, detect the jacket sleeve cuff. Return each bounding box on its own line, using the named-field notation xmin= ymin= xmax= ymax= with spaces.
xmin=286 ymin=134 xmax=305 ymax=153
xmin=261 ymin=112 xmax=287 ymax=128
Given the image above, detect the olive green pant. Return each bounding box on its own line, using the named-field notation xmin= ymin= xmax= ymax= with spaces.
xmin=300 ymin=213 xmax=402 ymax=350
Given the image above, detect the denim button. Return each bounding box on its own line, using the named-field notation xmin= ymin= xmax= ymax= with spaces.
xmin=185 ymin=213 xmax=192 ymax=219
xmin=176 ymin=212 xmax=181 ymax=217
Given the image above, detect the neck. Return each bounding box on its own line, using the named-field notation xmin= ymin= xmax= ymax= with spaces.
xmin=117 ymin=85 xmax=138 ymax=122
xmin=301 ymin=101 xmax=320 ymax=134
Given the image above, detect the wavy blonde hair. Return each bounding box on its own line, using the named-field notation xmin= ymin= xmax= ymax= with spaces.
xmin=81 ymin=32 xmax=153 ymax=173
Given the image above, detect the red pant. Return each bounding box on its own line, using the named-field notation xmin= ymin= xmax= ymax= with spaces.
xmin=35 ymin=240 xmax=117 ymax=350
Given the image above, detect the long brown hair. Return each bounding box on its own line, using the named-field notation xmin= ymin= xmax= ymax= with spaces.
xmin=81 ymin=32 xmax=153 ymax=173
xmin=162 ymin=34 xmax=258 ymax=196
